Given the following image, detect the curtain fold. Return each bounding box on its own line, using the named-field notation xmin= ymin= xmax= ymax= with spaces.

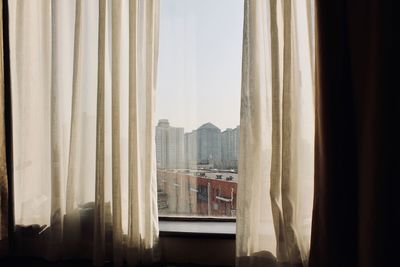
xmin=237 ymin=0 xmax=314 ymax=266
xmin=309 ymin=1 xmax=394 ymax=267
xmin=93 ymin=0 xmax=106 ymax=265
xmin=8 ymin=0 xmax=159 ymax=266
xmin=0 ymin=0 xmax=9 ymax=256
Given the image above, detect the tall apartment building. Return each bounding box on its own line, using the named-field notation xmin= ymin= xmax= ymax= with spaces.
xmin=196 ymin=123 xmax=222 ymax=167
xmin=184 ymin=131 xmax=197 ymax=169
xmin=155 ymin=119 xmax=184 ymax=169
xmin=221 ymin=126 xmax=240 ymax=169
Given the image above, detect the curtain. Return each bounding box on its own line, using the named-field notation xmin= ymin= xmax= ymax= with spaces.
xmin=309 ymin=1 xmax=394 ymax=267
xmin=0 ymin=0 xmax=9 ymax=256
xmin=236 ymin=0 xmax=314 ymax=266
xmin=8 ymin=0 xmax=159 ymax=265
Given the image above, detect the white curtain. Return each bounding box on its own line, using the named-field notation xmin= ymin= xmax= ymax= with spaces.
xmin=237 ymin=0 xmax=314 ymax=266
xmin=8 ymin=0 xmax=159 ymax=265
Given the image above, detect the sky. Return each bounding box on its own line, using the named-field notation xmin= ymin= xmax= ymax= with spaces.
xmin=155 ymin=0 xmax=244 ymax=133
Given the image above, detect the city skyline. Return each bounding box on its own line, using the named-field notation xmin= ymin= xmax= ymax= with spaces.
xmin=156 ymin=118 xmax=240 ymax=135
xmin=156 ymin=119 xmax=240 ymax=170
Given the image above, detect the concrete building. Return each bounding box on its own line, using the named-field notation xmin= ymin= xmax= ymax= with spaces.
xmin=167 ymin=127 xmax=185 ymax=168
xmin=221 ymin=126 xmax=240 ymax=169
xmin=196 ymin=123 xmax=222 ymax=167
xmin=184 ymin=131 xmax=197 ymax=169
xmin=156 ymin=120 xmax=169 ymax=169
xmin=155 ymin=119 xmax=184 ymax=169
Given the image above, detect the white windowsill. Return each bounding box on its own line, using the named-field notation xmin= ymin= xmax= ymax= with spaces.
xmin=159 ymin=221 xmax=236 ymax=238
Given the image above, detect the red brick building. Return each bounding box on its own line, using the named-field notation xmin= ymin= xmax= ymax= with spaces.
xmin=157 ymin=170 xmax=237 ymax=217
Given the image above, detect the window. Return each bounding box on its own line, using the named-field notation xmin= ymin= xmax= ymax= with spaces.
xmin=155 ymin=0 xmax=244 ymax=218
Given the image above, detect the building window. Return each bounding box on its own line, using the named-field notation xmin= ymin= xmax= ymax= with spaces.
xmin=155 ymin=0 xmax=243 ymax=218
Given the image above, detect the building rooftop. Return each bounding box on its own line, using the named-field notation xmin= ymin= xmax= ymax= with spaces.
xmin=157 ymin=119 xmax=170 ymax=127
xmin=197 ymin=122 xmax=220 ymax=131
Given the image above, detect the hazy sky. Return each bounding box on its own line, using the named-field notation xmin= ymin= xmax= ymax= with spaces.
xmin=155 ymin=0 xmax=244 ymax=133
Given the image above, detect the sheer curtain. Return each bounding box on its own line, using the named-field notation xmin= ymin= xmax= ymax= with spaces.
xmin=8 ymin=0 xmax=159 ymax=265
xmin=237 ymin=0 xmax=314 ymax=266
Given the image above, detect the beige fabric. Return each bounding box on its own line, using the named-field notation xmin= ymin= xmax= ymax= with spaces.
xmin=0 ymin=0 xmax=9 ymax=246
xmin=8 ymin=0 xmax=159 ymax=265
xmin=93 ymin=0 xmax=106 ymax=265
xmin=237 ymin=0 xmax=315 ymax=266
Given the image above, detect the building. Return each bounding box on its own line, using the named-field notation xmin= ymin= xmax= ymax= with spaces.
xmin=155 ymin=119 xmax=184 ymax=169
xmin=168 ymin=127 xmax=185 ymax=168
xmin=155 ymin=120 xmax=169 ymax=169
xmin=157 ymin=170 xmax=237 ymax=217
xmin=196 ymin=123 xmax=222 ymax=167
xmin=221 ymin=126 xmax=240 ymax=169
xmin=184 ymin=131 xmax=197 ymax=169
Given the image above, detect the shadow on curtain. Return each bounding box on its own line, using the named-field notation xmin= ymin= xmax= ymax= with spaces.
xmin=7 ymin=1 xmax=160 ymax=266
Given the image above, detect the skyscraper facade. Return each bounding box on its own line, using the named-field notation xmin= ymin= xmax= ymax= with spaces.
xmin=196 ymin=123 xmax=222 ymax=167
xmin=184 ymin=131 xmax=197 ymax=169
xmin=221 ymin=126 xmax=240 ymax=169
xmin=167 ymin=127 xmax=185 ymax=168
xmin=155 ymin=119 xmax=184 ymax=169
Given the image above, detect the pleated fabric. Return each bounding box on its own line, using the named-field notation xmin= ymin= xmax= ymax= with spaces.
xmin=236 ymin=0 xmax=315 ymax=266
xmin=8 ymin=0 xmax=159 ymax=265
xmin=0 ymin=0 xmax=9 ymax=256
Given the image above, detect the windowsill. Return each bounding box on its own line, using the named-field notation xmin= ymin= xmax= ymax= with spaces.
xmin=159 ymin=220 xmax=236 ymax=239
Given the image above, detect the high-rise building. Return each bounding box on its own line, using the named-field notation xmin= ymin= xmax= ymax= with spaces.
xmin=184 ymin=131 xmax=197 ymax=169
xmin=156 ymin=119 xmax=169 ymax=169
xmin=221 ymin=126 xmax=240 ymax=169
xmin=155 ymin=119 xmax=184 ymax=169
xmin=167 ymin=127 xmax=185 ymax=168
xmin=196 ymin=123 xmax=221 ymax=167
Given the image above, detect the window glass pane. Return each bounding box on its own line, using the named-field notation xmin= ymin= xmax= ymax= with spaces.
xmin=156 ymin=0 xmax=244 ymax=217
